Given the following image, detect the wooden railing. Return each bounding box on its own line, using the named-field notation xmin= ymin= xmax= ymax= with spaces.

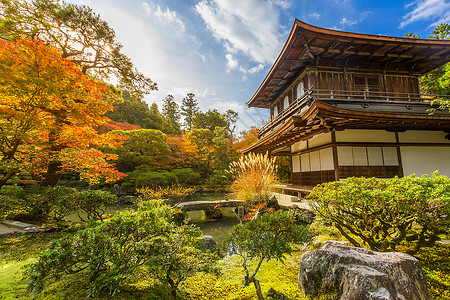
xmin=258 ymin=89 xmax=450 ymax=137
xmin=310 ymin=89 xmax=449 ymax=102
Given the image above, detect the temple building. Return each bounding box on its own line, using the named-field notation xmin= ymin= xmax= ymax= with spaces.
xmin=243 ymin=20 xmax=450 ymax=190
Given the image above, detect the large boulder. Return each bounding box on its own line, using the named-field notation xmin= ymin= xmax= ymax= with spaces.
xmin=298 ymin=242 xmax=431 ymax=300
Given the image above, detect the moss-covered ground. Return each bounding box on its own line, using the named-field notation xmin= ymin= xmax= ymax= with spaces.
xmin=0 ymin=229 xmax=449 ymax=299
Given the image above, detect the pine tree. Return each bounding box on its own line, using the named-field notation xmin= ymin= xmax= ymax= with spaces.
xmin=162 ymin=94 xmax=181 ymax=134
xmin=181 ymin=93 xmax=199 ymax=132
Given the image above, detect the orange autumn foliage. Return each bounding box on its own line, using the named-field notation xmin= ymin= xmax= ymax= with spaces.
xmin=166 ymin=134 xmax=196 ymax=168
xmin=0 ymin=39 xmax=125 ymax=185
xmin=96 ymin=119 xmax=142 ymax=134
xmin=233 ymin=126 xmax=259 ymax=154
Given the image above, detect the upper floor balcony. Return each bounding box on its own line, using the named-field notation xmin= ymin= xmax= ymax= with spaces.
xmin=258 ymin=89 xmax=450 ymax=138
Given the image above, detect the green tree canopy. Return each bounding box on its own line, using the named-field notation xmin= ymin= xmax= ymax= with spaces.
xmin=418 ymin=23 xmax=450 ymax=96
xmin=193 ymin=109 xmax=227 ymax=132
xmin=225 ymin=211 xmax=310 ymax=300
xmin=110 ymin=129 xmax=171 ymax=172
xmin=106 ymin=92 xmax=177 ymax=134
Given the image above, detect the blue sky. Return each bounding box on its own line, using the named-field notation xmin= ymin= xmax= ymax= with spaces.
xmin=70 ymin=0 xmax=450 ymax=133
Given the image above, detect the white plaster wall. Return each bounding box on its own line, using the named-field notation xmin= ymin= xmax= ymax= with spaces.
xmin=383 ymin=147 xmax=398 ymax=165
xmin=310 ymin=151 xmax=321 ymax=171
xmin=337 ymin=146 xmax=354 ymax=166
xmin=301 ymin=153 xmax=310 ymax=171
xmin=335 ymin=129 xmax=396 ymax=143
xmin=291 ymin=140 xmax=307 ymax=153
xmin=353 ymin=147 xmax=368 ymax=166
xmin=367 ymin=147 xmax=383 ymax=165
xmin=320 ymin=148 xmax=334 ymax=170
xmin=308 ymin=132 xmax=332 ymax=148
xmin=400 ymin=146 xmax=450 ymax=177
xmin=292 ymin=155 xmax=301 ymax=172
xmin=398 ymin=131 xmax=450 ymax=144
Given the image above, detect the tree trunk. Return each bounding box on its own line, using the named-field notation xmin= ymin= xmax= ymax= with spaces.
xmin=207 ymin=152 xmax=211 ymax=178
xmin=0 ymin=171 xmax=16 ymax=189
xmin=167 ymin=277 xmax=178 ymax=300
xmin=252 ymin=278 xmax=264 ymax=300
xmin=40 ymin=161 xmax=62 ymax=187
xmin=228 ymin=132 xmax=233 ymax=158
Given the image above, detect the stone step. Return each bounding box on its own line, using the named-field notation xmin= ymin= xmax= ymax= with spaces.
xmin=1 ymin=220 xmax=36 ymax=230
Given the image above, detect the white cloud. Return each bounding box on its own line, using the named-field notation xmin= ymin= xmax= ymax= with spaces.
xmin=142 ymin=2 xmax=151 ymax=14
xmin=141 ymin=2 xmax=185 ymax=31
xmin=308 ymin=13 xmax=321 ymax=19
xmin=225 ymin=53 xmax=239 ymax=72
xmin=248 ymin=64 xmax=264 ymax=74
xmin=66 ymin=0 xmax=273 ymax=129
xmin=194 ymin=0 xmax=288 ymax=65
xmin=340 ymin=17 xmax=358 ymax=27
xmin=400 ymin=0 xmax=450 ymax=28
xmin=270 ymin=0 xmax=292 ymax=9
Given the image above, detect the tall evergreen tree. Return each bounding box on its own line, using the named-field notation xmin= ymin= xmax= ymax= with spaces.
xmin=162 ymin=94 xmax=181 ymax=135
xmin=225 ymin=109 xmax=238 ymax=158
xmin=181 ymin=93 xmax=199 ymax=132
xmin=192 ymin=109 xmax=227 ymax=132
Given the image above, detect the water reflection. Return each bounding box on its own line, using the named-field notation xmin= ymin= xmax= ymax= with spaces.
xmin=65 ymin=192 xmax=239 ymax=244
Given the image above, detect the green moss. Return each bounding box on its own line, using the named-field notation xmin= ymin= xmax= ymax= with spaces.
xmin=181 ymin=254 xmax=305 ymax=299
xmin=414 ymin=244 xmax=450 ymax=300
xmin=0 ymin=258 xmax=32 ymax=299
xmin=1 ymin=228 xmax=448 ymax=299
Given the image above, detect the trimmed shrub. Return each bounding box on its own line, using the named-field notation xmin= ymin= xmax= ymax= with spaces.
xmin=208 ymin=172 xmax=230 ymax=186
xmin=44 ymin=186 xmax=79 ymax=223
xmin=308 ymin=173 xmax=450 ymax=254
xmin=135 ymin=170 xmax=177 ymax=187
xmin=75 ymin=190 xmax=117 ymax=222
xmin=225 ymin=210 xmax=310 ymax=299
xmin=172 ymin=168 xmax=201 ymax=185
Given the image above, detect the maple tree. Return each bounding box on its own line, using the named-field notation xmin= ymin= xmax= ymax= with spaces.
xmin=166 ymin=134 xmax=196 ymax=168
xmin=96 ymin=119 xmax=142 ymax=134
xmin=1 ymin=0 xmax=158 ymax=184
xmin=233 ymin=127 xmax=259 ymax=154
xmin=0 ymin=39 xmax=125 ymax=187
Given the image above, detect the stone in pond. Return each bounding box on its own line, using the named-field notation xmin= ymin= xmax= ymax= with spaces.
xmin=200 ymin=235 xmax=218 ymax=254
xmin=298 ymin=241 xmax=431 ymax=300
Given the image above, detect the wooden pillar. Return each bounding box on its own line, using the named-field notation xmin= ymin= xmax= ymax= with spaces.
xmin=395 ymin=132 xmax=404 ymax=177
xmin=331 ymin=131 xmax=340 ymax=181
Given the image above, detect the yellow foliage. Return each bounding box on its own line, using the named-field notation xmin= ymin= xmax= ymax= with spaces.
xmin=136 ymin=185 xmax=195 ymax=202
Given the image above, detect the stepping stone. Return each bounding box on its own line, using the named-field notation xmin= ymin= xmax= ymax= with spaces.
xmin=0 ymin=224 xmax=22 ymax=235
xmin=1 ymin=220 xmax=36 ymax=230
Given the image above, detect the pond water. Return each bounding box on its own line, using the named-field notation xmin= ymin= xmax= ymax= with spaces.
xmin=65 ymin=192 xmax=239 ymax=245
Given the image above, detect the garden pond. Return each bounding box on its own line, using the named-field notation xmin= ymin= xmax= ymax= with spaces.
xmin=65 ymin=192 xmax=240 ymax=244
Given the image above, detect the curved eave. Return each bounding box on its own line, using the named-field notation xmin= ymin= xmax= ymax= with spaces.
xmin=246 ymin=19 xmax=450 ymax=109
xmin=241 ymin=118 xmax=295 ymax=154
xmin=243 ymin=100 xmax=450 ymax=154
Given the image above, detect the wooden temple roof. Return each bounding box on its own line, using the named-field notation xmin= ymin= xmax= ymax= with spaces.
xmin=247 ymin=20 xmax=450 ymax=109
